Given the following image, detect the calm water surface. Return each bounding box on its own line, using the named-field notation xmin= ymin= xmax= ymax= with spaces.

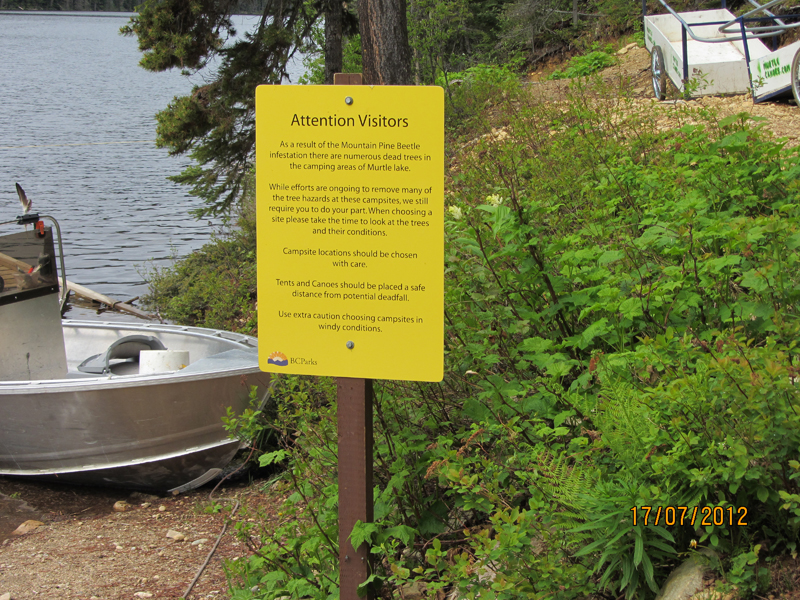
xmin=0 ymin=12 xmax=294 ymax=320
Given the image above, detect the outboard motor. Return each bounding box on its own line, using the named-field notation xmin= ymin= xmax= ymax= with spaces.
xmin=0 ymin=215 xmax=67 ymax=381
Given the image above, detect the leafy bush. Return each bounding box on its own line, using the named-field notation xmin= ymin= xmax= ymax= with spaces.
xmin=437 ymin=63 xmax=521 ymax=139
xmin=438 ymin=89 xmax=800 ymax=596
xmin=142 ymin=201 xmax=258 ymax=332
xmin=435 ymin=63 xmax=519 ymax=87
xmin=225 ymin=375 xmax=340 ymax=599
xmin=548 ymin=48 xmax=616 ymax=79
xmin=166 ymin=78 xmax=800 ymax=600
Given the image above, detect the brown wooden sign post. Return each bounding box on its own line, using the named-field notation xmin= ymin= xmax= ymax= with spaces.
xmin=337 ymin=376 xmax=373 ymax=600
xmin=332 ymin=72 xmax=373 ymax=600
xmin=255 ymin=70 xmax=442 ymax=600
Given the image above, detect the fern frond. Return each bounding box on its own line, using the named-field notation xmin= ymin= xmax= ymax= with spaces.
xmin=593 ymin=378 xmax=658 ymax=471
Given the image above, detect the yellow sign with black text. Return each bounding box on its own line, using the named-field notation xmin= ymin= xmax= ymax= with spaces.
xmin=255 ymin=85 xmax=444 ymax=381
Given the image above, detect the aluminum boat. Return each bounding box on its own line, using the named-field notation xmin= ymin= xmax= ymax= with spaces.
xmin=0 ymin=214 xmax=269 ymax=492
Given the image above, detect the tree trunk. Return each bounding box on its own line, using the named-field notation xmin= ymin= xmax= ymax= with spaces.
xmin=324 ymin=0 xmax=343 ymax=84
xmin=408 ymin=0 xmax=423 ymax=84
xmin=358 ymin=0 xmax=412 ymax=85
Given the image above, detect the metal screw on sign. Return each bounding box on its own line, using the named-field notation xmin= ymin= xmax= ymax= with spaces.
xmin=345 ymin=96 xmax=353 ymax=105
xmin=346 ymin=341 xmax=354 ymax=349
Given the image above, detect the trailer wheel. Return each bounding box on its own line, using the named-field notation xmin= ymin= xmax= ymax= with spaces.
xmin=651 ymin=46 xmax=667 ymax=100
xmin=792 ymin=48 xmax=800 ymax=108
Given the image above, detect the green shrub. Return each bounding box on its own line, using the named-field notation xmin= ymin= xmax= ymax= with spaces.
xmin=225 ymin=375 xmax=340 ymax=599
xmin=186 ymin=80 xmax=800 ymax=600
xmin=435 ymin=63 xmax=519 ymax=87
xmin=439 ymin=91 xmax=800 ymax=596
xmin=142 ymin=201 xmax=258 ymax=333
xmin=437 ymin=63 xmax=520 ymax=140
xmin=548 ymin=49 xmax=616 ymax=79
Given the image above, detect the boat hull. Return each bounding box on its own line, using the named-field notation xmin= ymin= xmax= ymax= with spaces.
xmin=0 ymin=321 xmax=270 ymax=491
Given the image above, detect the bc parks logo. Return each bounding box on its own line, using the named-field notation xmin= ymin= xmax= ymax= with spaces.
xmin=267 ymin=351 xmax=288 ymax=367
xmin=291 ymin=357 xmax=317 ymax=365
xmin=267 ymin=352 xmax=317 ymax=367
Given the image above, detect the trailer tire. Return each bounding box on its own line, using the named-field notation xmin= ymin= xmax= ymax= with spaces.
xmin=651 ymin=46 xmax=667 ymax=100
xmin=792 ymin=48 xmax=800 ymax=108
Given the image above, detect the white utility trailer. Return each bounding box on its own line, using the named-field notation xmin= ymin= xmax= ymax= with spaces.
xmin=643 ymin=0 xmax=800 ymax=104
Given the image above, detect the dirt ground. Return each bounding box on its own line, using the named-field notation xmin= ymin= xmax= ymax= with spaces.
xmin=2 ymin=45 xmax=800 ymax=600
xmin=529 ymin=45 xmax=800 ymax=144
xmin=0 ymin=474 xmax=286 ymax=600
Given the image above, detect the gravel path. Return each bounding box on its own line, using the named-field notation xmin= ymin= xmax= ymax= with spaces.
xmin=0 ymin=477 xmax=284 ymax=600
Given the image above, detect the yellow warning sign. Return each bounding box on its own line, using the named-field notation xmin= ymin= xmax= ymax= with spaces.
xmin=255 ymin=85 xmax=444 ymax=381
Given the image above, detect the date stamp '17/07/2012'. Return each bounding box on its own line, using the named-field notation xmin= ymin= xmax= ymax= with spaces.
xmin=630 ymin=506 xmax=748 ymax=527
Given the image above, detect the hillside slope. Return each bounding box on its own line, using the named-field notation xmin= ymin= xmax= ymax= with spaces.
xmin=532 ymin=44 xmax=800 ymax=143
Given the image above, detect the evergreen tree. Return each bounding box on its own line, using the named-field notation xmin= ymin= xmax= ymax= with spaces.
xmin=122 ymin=0 xmax=324 ymax=216
xmin=122 ymin=0 xmax=413 ymax=214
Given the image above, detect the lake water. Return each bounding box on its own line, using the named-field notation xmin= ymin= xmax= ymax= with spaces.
xmin=0 ymin=11 xmax=302 ymax=320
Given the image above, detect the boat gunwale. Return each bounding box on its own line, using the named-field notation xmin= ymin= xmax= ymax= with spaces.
xmin=62 ymin=319 xmax=260 ymax=349
xmin=0 ymin=319 xmax=263 ymax=391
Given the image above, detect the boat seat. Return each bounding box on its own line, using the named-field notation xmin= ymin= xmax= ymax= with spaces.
xmin=78 ymin=335 xmax=167 ymax=375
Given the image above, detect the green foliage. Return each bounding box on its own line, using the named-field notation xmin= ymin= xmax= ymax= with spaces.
xmin=573 ymin=479 xmax=676 ymax=599
xmin=408 ymin=0 xmax=471 ymax=84
xmin=547 ymin=47 xmax=616 ymax=79
xmin=464 ymin=0 xmax=518 ymax=58
xmin=122 ymin=0 xmax=317 ymax=216
xmin=298 ymin=32 xmax=363 ymax=85
xmin=437 ymin=85 xmax=800 ymax=596
xmin=142 ymin=201 xmax=258 ymax=331
xmin=153 ymin=75 xmax=800 ymax=599
xmin=726 ymin=545 xmax=770 ymax=593
xmin=120 ymin=0 xmax=232 ymax=71
xmin=222 ymin=384 xmax=283 ymax=465
xmin=406 ymin=0 xmax=519 ymax=84
xmin=501 ymin=0 xmax=581 ymax=53
xmin=224 ymin=374 xmax=341 ymax=599
xmin=581 ymin=330 xmax=800 ymax=594
xmin=435 ymin=63 xmax=518 ymax=88
xmin=438 ymin=63 xmax=521 ymax=139
xmin=597 ymin=0 xmax=642 ymax=30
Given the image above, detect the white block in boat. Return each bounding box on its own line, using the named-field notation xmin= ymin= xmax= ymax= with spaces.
xmin=139 ymin=350 xmax=190 ymax=374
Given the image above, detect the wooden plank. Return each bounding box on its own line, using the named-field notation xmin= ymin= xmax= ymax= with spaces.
xmin=63 ymin=280 xmax=157 ymax=320
xmin=333 ymin=73 xmax=363 ymax=85
xmin=0 ymin=251 xmax=32 ymax=272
